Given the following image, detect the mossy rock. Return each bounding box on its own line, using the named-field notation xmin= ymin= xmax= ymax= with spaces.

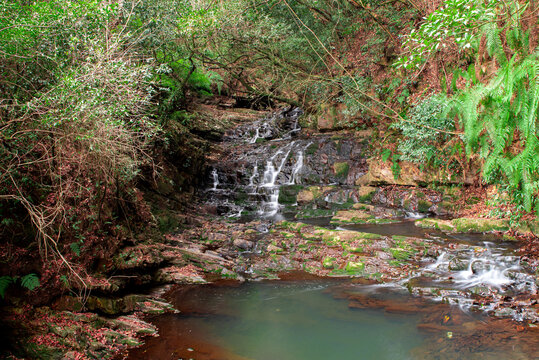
xmin=305 ymin=142 xmax=318 ymax=155
xmin=345 ymin=261 xmax=365 ymax=274
xmin=277 ymin=220 xmax=305 ymax=232
xmin=322 ymin=257 xmax=337 ymax=269
xmin=278 ymin=185 xmax=303 ymax=204
xmin=389 ymin=248 xmax=412 ymax=261
xmin=331 ymin=209 xmax=373 ymax=224
xmin=353 ymin=231 xmax=383 ymax=240
xmin=280 ymin=231 xmax=295 ymax=239
xmin=357 ymin=186 xmax=377 ymax=203
xmin=452 ymin=218 xmax=509 ymax=233
xmin=85 ymin=295 xmax=144 ymax=315
xmin=415 ymin=218 xmax=454 ymax=231
xmin=416 ymin=217 xmax=509 ymax=233
xmin=352 ymin=203 xmax=374 ymax=211
xmin=333 ymin=162 xmax=350 ymax=178
xmin=417 ymin=199 xmax=433 ymax=213
xmin=297 ymin=186 xmax=324 ymax=204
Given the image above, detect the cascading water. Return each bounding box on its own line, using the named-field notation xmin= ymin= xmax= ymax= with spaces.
xmin=210 ymin=168 xmax=219 ymax=191
xmin=206 ymin=107 xmax=309 ymax=219
xmin=406 ymin=237 xmax=538 ymax=317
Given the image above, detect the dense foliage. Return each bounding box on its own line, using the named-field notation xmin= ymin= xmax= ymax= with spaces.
xmin=1 ymin=0 xmax=538 ymax=301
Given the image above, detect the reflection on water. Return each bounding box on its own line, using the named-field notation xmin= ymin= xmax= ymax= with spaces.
xmin=128 ymin=279 xmax=539 ymax=360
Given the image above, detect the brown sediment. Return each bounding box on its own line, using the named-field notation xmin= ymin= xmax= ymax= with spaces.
xmin=127 ymin=315 xmax=251 ymax=360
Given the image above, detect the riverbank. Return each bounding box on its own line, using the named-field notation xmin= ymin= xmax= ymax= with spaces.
xmin=2 ymin=105 xmax=538 ymax=359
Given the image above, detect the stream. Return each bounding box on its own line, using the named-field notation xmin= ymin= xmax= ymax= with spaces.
xmin=129 ymin=109 xmax=538 ymax=359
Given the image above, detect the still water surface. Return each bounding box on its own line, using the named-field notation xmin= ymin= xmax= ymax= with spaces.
xmin=129 ymin=278 xmax=538 ymax=360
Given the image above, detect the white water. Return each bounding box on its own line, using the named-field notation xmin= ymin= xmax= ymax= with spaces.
xmin=248 ymin=162 xmax=258 ymax=187
xmin=424 ymin=243 xmax=528 ymax=290
xmin=288 ymin=150 xmax=304 ymax=185
xmin=211 ymin=168 xmax=219 ymax=191
xmin=258 ymin=143 xmax=295 ymax=216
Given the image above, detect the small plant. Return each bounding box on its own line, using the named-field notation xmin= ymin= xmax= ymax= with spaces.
xmin=393 ymin=94 xmax=459 ymax=170
xmin=0 ymin=273 xmax=40 ymax=299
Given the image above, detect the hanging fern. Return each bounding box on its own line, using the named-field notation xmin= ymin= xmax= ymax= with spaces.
xmin=452 ymin=50 xmax=539 ymax=212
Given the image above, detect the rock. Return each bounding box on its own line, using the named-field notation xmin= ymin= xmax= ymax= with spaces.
xmin=452 ymin=218 xmax=509 ymax=233
xmin=357 ymin=186 xmax=377 ymax=202
xmin=494 ymin=307 xmax=516 ymax=318
xmin=376 ymin=251 xmax=392 ymax=260
xmin=110 ymin=315 xmax=158 ymax=335
xmin=356 ymin=158 xmax=474 ymax=187
xmin=85 ymin=295 xmax=144 ymax=315
xmin=332 ymin=209 xmax=372 ymax=224
xmin=267 ymin=244 xmax=283 ymax=253
xmin=345 ymin=261 xmax=365 ymax=274
xmin=297 ymin=189 xmax=315 ymax=204
xmin=233 ymin=239 xmax=254 ymax=250
xmin=448 ymin=257 xmax=467 ymax=271
xmin=322 ymin=257 xmax=336 ymax=269
xmin=415 ymin=218 xmax=454 ymax=231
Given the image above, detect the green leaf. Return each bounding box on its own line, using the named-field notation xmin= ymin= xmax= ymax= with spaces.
xmin=381 ymin=149 xmax=392 ymax=162
xmin=0 ymin=276 xmax=13 ymax=299
xmin=20 ymin=273 xmax=40 ymax=291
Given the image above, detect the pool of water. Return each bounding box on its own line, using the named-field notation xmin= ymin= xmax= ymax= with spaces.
xmin=128 ymin=278 xmax=539 ymax=360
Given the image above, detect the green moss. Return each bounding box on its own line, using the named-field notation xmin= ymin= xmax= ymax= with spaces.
xmin=345 ymin=261 xmax=365 ymax=274
xmin=322 ymin=257 xmax=337 ymax=269
xmin=278 ymin=184 xmax=303 ymax=204
xmin=305 ymin=142 xmax=318 ymax=155
xmin=278 ymin=220 xmax=306 ymax=232
xmin=333 ymin=162 xmax=350 ymax=178
xmin=354 ymin=232 xmax=383 ymax=239
xmin=389 ymin=248 xmax=411 ymax=261
xmin=280 ymin=231 xmax=295 ymax=239
xmin=417 ymin=199 xmax=432 ymax=213
xmin=452 ymin=218 xmax=509 ymax=233
xmin=415 ymin=218 xmax=454 ymax=231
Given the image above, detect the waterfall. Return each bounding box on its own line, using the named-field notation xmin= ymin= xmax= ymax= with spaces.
xmin=211 ymin=168 xmax=219 ymax=191
xmin=248 ymin=162 xmax=258 ymax=187
xmin=257 ymin=142 xmax=294 ymax=217
xmin=288 ymin=150 xmax=304 ymax=185
xmin=206 ymin=107 xmax=311 ymax=218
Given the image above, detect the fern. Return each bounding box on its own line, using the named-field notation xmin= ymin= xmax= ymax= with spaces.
xmin=20 ymin=273 xmax=40 ymax=291
xmin=0 ymin=276 xmax=13 ymax=299
xmin=453 ymin=49 xmax=539 ymax=212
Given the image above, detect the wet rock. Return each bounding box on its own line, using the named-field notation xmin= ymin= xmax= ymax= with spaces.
xmin=233 ymin=239 xmax=254 ymax=250
xmin=333 ymin=209 xmax=372 ymax=223
xmin=494 ymin=307 xmax=516 ymax=318
xmin=448 ymin=257 xmax=468 ymax=271
xmin=110 ymin=315 xmax=158 ymax=335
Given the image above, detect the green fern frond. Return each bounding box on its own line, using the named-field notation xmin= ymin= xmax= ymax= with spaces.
xmin=20 ymin=273 xmax=40 ymax=291
xmin=0 ymin=276 xmax=13 ymax=299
